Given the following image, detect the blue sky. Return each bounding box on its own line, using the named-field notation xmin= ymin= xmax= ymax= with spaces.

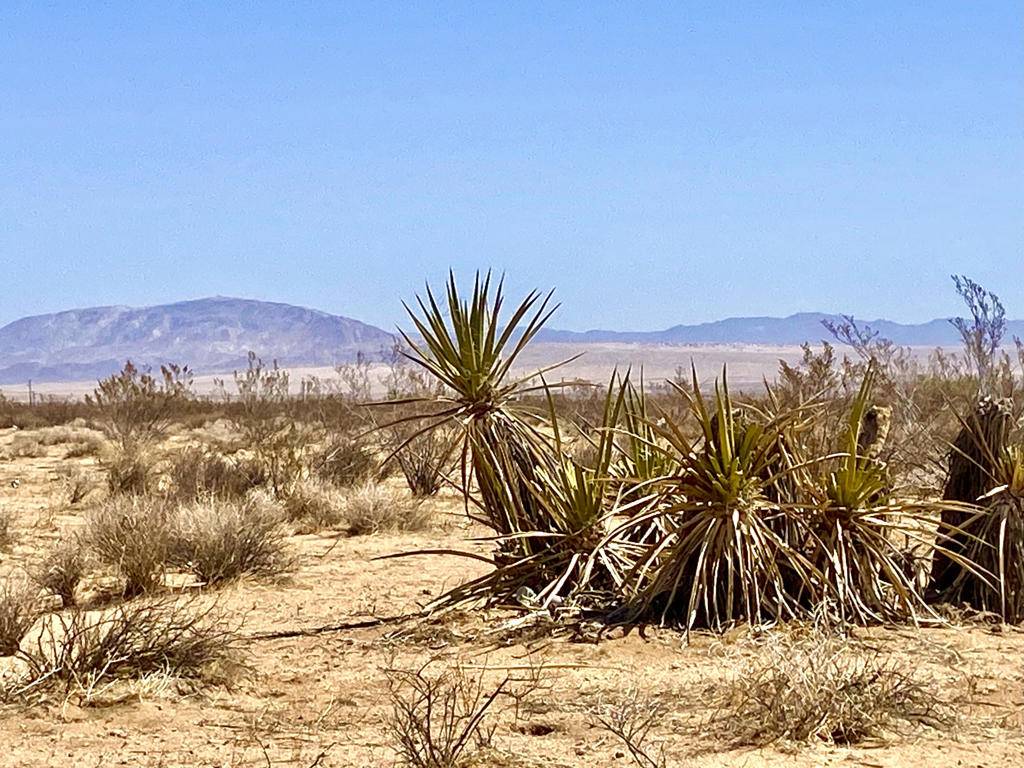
xmin=1 ymin=2 xmax=1021 ymax=331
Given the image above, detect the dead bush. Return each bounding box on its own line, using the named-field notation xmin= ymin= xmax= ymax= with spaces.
xmin=167 ymin=445 xmax=264 ymax=502
xmin=718 ymin=629 xmax=948 ymax=745
xmin=389 ymin=427 xmax=455 ymax=497
xmin=0 ymin=576 xmax=39 ymax=656
xmin=280 ymin=479 xmax=346 ymax=533
xmin=84 ymin=496 xmax=174 ymax=597
xmin=386 ymin=662 xmax=506 ymax=768
xmin=8 ymin=434 xmax=44 ymax=458
xmin=8 ymin=425 xmax=106 ymax=460
xmin=343 ymin=482 xmax=431 ymax=536
xmin=18 ymin=598 xmax=238 ymax=696
xmin=592 ymin=688 xmax=669 ymax=768
xmin=32 ymin=537 xmax=89 ymax=608
xmin=172 ymin=498 xmax=290 ymax=584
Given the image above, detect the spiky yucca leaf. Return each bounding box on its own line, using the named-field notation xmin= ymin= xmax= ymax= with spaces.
xmin=611 ymin=367 xmax=819 ymax=630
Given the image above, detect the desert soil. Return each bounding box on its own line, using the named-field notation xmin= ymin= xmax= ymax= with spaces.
xmin=1 ymin=439 xmax=1023 ymax=767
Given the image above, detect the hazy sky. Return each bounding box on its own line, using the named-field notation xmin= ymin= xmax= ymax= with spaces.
xmin=2 ymin=2 xmax=1021 ymax=331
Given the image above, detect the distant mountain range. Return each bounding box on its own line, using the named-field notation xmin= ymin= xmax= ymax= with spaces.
xmin=0 ymin=297 xmax=395 ymax=384
xmin=0 ymin=298 xmax=1020 ymax=384
xmin=537 ymin=312 xmax=1024 ymax=346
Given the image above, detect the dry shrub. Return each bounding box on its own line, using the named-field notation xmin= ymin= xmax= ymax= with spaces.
xmin=166 ymin=445 xmax=264 ymax=502
xmin=391 ymin=427 xmax=455 ymax=497
xmin=0 ymin=576 xmax=39 ymax=656
xmin=343 ymin=482 xmax=431 ymax=536
xmin=592 ymin=688 xmax=668 ymax=768
xmin=314 ymin=436 xmax=377 ymax=488
xmin=103 ymin=447 xmax=156 ymax=496
xmin=718 ymin=628 xmax=947 ymax=745
xmin=84 ymin=496 xmax=174 ymax=597
xmin=0 ymin=507 xmax=14 ymax=550
xmin=32 ymin=537 xmax=89 ymax=608
xmin=386 ymin=663 xmax=506 ymax=768
xmin=281 ymin=479 xmax=346 ymax=533
xmin=17 ymin=598 xmax=238 ymax=696
xmin=8 ymin=427 xmax=104 ymax=460
xmin=172 ymin=498 xmax=291 ymax=584
xmin=8 ymin=434 xmax=44 ymax=458
xmin=56 ymin=465 xmax=95 ymax=506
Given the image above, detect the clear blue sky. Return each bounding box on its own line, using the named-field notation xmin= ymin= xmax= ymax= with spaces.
xmin=2 ymin=2 xmax=1021 ymax=331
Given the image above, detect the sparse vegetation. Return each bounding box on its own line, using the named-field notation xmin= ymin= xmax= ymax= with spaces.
xmin=171 ymin=497 xmax=291 ymax=584
xmin=0 ymin=576 xmax=39 ymax=656
xmin=2 ymin=270 xmax=1024 ymax=766
xmin=32 ymin=537 xmax=89 ymax=608
xmin=343 ymin=481 xmax=431 ymax=536
xmin=386 ymin=663 xmax=506 ymax=768
xmin=16 ymin=598 xmax=238 ymax=698
xmin=718 ymin=627 xmax=948 ymax=745
xmin=83 ymin=496 xmax=175 ymax=597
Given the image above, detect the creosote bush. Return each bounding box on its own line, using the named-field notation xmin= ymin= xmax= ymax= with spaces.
xmin=343 ymin=481 xmax=431 ymax=536
xmin=172 ymin=497 xmax=291 ymax=584
xmin=718 ymin=628 xmax=946 ymax=745
xmin=84 ymin=496 xmax=175 ymax=597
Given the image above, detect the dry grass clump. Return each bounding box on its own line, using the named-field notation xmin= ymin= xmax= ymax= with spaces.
xmin=16 ymin=598 xmax=238 ymax=698
xmin=83 ymin=496 xmax=174 ymax=597
xmin=32 ymin=537 xmax=89 ymax=608
xmin=343 ymin=481 xmax=431 ymax=536
xmin=0 ymin=576 xmax=40 ymax=656
xmin=281 ymin=479 xmax=346 ymax=533
xmin=103 ymin=448 xmax=157 ymax=496
xmin=718 ymin=628 xmax=947 ymax=745
xmin=8 ymin=425 xmax=105 ymax=459
xmin=313 ymin=436 xmax=377 ymax=488
xmin=386 ymin=662 xmax=506 ymax=768
xmin=56 ymin=465 xmax=95 ymax=506
xmin=171 ymin=497 xmax=291 ymax=584
xmin=0 ymin=507 xmax=14 ymax=551
xmin=166 ymin=445 xmax=264 ymax=502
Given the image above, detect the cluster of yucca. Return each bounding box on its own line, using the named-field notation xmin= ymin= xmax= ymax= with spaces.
xmin=395 ymin=273 xmax=990 ymax=630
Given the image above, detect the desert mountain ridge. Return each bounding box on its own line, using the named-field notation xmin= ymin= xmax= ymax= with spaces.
xmin=0 ymin=297 xmax=1021 ymax=384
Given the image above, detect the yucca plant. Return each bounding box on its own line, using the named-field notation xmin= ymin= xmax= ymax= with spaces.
xmin=613 ymin=372 xmax=678 ymax=499
xmin=800 ymin=366 xmax=919 ymax=623
xmin=421 ymin=374 xmax=642 ymax=611
xmin=393 ymin=271 xmax=562 ymax=547
xmin=612 ymin=367 xmax=819 ymax=630
xmin=799 ymin=365 xmax=985 ymax=624
xmin=937 ymin=409 xmax=1024 ymax=618
xmin=934 ymin=400 xmax=1024 ymax=621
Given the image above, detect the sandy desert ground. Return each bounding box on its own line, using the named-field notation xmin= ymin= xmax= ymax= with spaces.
xmin=1 ymin=426 xmax=1024 ymax=768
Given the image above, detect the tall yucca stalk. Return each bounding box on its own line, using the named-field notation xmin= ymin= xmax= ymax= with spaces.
xmin=612 ymin=367 xmax=818 ymax=630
